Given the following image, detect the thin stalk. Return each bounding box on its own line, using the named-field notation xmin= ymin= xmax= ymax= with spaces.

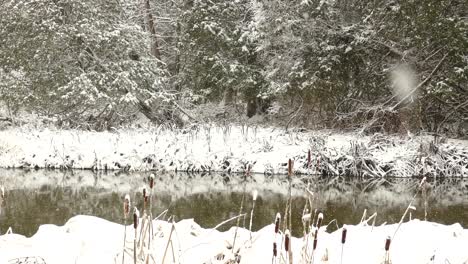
xmin=232 ymin=172 xmax=247 ymax=252
xmin=122 ymin=222 xmax=127 ymax=264
xmin=162 ymin=222 xmax=176 ymax=264
xmin=393 ymin=177 xmax=426 ymax=239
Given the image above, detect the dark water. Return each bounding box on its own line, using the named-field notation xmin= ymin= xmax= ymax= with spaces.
xmin=0 ymin=169 xmax=467 ymax=237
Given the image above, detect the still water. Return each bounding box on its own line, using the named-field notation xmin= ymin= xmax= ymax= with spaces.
xmin=0 ymin=169 xmax=467 ymax=237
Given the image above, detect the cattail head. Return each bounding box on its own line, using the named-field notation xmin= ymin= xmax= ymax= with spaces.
xmin=274 ymin=213 xmax=281 ymax=234
xmin=252 ymin=189 xmax=258 ymax=201
xmin=284 ymin=229 xmax=290 ymax=252
xmin=143 ymin=187 xmax=148 ymax=203
xmin=307 ymin=150 xmax=311 ymax=168
xmin=317 ymin=213 xmax=324 ymax=229
xmin=385 ymin=236 xmax=391 ymax=251
xmin=133 ymin=207 xmax=139 ymax=229
xmin=288 ymin=159 xmax=293 ymax=176
xmin=124 ymin=194 xmax=130 ymax=218
xmin=341 ymin=227 xmax=347 ymax=244
xmin=273 ymin=242 xmax=277 ymax=257
xmin=149 ymin=173 xmax=155 ymax=189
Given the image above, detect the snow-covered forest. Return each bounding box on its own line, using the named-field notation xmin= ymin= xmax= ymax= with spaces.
xmin=1 ymin=1 xmax=468 ymax=263
xmin=0 ymin=0 xmax=466 ymax=135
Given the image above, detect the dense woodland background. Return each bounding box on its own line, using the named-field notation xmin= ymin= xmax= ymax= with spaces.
xmin=0 ymin=0 xmax=466 ymax=136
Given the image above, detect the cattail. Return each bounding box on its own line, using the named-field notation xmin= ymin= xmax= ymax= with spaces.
xmin=274 ymin=213 xmax=281 ymax=234
xmin=252 ymin=190 xmax=258 ymax=201
xmin=133 ymin=207 xmax=139 ymax=229
xmin=149 ymin=173 xmax=155 ymax=189
xmin=341 ymin=227 xmax=347 ymax=244
xmin=284 ymin=229 xmax=290 ymax=252
xmin=143 ymin=187 xmax=148 ymax=203
xmin=316 ymin=213 xmax=324 ymax=229
xmin=288 ymin=159 xmax=293 ymax=176
xmin=273 ymin=242 xmax=277 ymax=257
xmin=124 ymin=194 xmax=130 ymax=218
xmin=133 ymin=207 xmax=139 ymax=264
xmin=307 ymin=149 xmax=311 ymax=169
xmin=340 ymin=227 xmax=347 ymax=264
xmin=385 ymin=236 xmax=391 ymax=251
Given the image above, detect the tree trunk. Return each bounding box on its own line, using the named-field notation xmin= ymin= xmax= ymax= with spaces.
xmin=143 ymin=0 xmax=161 ymax=60
xmin=223 ymin=87 xmax=235 ymax=106
xmin=246 ymin=99 xmax=257 ymax=118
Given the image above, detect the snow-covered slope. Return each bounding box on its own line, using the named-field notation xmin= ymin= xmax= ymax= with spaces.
xmin=0 ymin=215 xmax=467 ymax=264
xmin=0 ymin=126 xmax=467 ymax=177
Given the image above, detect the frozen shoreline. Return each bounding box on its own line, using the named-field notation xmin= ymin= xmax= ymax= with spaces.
xmin=1 ymin=215 xmax=467 ymax=264
xmin=0 ymin=126 xmax=467 ymax=177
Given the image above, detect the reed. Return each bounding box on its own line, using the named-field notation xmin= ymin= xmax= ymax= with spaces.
xmin=147 ymin=175 xmax=155 ymax=242
xmin=133 ymin=207 xmax=140 ymax=264
xmin=422 ymin=180 xmax=428 ymax=221
xmin=285 ymin=230 xmax=291 ymax=251
xmin=287 ymin=159 xmax=294 ymax=264
xmin=393 ymin=177 xmax=426 ymax=239
xmin=271 ymin=242 xmax=278 ymax=263
xmin=311 ymin=213 xmax=323 ymax=264
xmin=272 ymin=213 xmax=280 ymax=264
xmin=232 ymin=165 xmax=249 ymax=253
xmin=122 ymin=194 xmax=130 ymax=264
xmin=249 ymin=189 xmax=258 ymax=243
xmin=384 ymin=236 xmax=391 ymax=264
xmin=162 ymin=221 xmax=176 ymax=264
xmin=340 ymin=227 xmax=347 ymax=264
xmin=285 ymin=229 xmax=291 ymax=264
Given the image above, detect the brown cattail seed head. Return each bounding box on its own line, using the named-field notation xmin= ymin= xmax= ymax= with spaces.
xmin=273 ymin=242 xmax=277 ymax=257
xmin=284 ymin=230 xmax=290 ymax=252
xmin=274 ymin=213 xmax=281 ymax=234
xmin=124 ymin=194 xmax=130 ymax=218
xmin=288 ymin=159 xmax=293 ymax=176
xmin=149 ymin=174 xmax=155 ymax=189
xmin=317 ymin=213 xmax=324 ymax=229
xmin=133 ymin=207 xmax=139 ymax=229
xmin=307 ymin=150 xmax=311 ymax=168
xmin=143 ymin=187 xmax=148 ymax=203
xmin=341 ymin=227 xmax=347 ymax=244
xmin=385 ymin=236 xmax=391 ymax=251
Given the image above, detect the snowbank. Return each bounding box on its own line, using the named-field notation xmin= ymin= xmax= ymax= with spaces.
xmin=0 ymin=126 xmax=467 ymax=177
xmin=0 ymin=215 xmax=467 ymax=264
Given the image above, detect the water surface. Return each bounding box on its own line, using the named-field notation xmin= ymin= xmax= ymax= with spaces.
xmin=0 ymin=169 xmax=467 ymax=237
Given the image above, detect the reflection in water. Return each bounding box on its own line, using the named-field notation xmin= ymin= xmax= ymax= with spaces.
xmin=0 ymin=169 xmax=467 ymax=237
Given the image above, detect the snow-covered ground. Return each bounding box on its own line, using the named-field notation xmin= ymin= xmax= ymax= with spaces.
xmin=0 ymin=215 xmax=467 ymax=264
xmin=0 ymin=126 xmax=467 ymax=177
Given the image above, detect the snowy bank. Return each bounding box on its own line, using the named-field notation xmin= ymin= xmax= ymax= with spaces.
xmin=0 ymin=215 xmax=467 ymax=264
xmin=0 ymin=126 xmax=467 ymax=177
